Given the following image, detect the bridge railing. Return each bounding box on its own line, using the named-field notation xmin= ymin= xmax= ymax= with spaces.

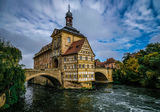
xmin=25 ymin=68 xmax=59 ymax=72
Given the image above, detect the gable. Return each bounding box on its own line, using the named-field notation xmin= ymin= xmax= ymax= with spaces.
xmin=78 ymin=39 xmax=95 ymax=56
xmin=51 ymin=29 xmax=60 ymax=37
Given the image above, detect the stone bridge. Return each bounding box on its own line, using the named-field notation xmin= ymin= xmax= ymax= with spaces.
xmin=25 ymin=68 xmax=113 ymax=87
xmin=25 ymin=69 xmax=62 ymax=86
xmin=95 ymin=68 xmax=113 ymax=83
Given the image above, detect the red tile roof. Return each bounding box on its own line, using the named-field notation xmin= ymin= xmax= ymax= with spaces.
xmin=95 ymin=58 xmax=116 ymax=67
xmin=106 ymin=58 xmax=116 ymax=64
xmin=95 ymin=61 xmax=106 ymax=67
xmin=63 ymin=39 xmax=85 ymax=56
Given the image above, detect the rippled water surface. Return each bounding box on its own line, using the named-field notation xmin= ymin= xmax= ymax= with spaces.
xmin=7 ymin=84 xmax=160 ymax=112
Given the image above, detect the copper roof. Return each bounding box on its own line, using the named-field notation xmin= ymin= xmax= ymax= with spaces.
xmin=63 ymin=39 xmax=85 ymax=56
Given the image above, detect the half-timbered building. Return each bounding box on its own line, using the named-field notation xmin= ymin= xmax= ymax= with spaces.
xmin=34 ymin=5 xmax=95 ymax=88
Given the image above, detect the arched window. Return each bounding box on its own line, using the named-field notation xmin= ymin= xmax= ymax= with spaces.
xmin=67 ymin=37 xmax=71 ymax=43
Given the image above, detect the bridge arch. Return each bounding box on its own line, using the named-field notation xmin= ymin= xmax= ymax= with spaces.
xmin=95 ymin=72 xmax=108 ymax=83
xmin=95 ymin=68 xmax=113 ymax=83
xmin=26 ymin=73 xmax=61 ymax=88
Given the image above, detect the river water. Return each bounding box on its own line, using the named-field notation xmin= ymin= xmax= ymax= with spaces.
xmin=6 ymin=84 xmax=160 ymax=112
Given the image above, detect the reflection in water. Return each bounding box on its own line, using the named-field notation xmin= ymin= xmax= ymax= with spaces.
xmin=6 ymin=83 xmax=160 ymax=112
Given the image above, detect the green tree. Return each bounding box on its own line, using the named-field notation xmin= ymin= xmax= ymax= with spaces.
xmin=113 ymin=42 xmax=160 ymax=88
xmin=125 ymin=57 xmax=140 ymax=83
xmin=122 ymin=53 xmax=131 ymax=64
xmin=138 ymin=52 xmax=160 ymax=88
xmin=145 ymin=43 xmax=160 ymax=54
xmin=0 ymin=40 xmax=25 ymax=109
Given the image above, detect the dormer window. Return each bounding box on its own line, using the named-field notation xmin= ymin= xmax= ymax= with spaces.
xmin=76 ymin=45 xmax=79 ymax=48
xmin=69 ymin=46 xmax=72 ymax=50
xmin=67 ymin=37 xmax=71 ymax=43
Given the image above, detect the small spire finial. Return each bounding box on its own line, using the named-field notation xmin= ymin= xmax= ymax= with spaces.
xmin=68 ymin=4 xmax=70 ymax=12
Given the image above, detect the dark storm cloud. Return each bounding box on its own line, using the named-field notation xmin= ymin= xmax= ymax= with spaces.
xmin=0 ymin=28 xmax=49 ymax=54
xmin=0 ymin=28 xmax=51 ymax=67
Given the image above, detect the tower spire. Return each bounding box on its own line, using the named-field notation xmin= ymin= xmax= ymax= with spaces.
xmin=68 ymin=4 xmax=70 ymax=12
xmin=65 ymin=4 xmax=73 ymax=27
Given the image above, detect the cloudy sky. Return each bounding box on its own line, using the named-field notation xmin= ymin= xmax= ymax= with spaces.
xmin=0 ymin=0 xmax=160 ymax=68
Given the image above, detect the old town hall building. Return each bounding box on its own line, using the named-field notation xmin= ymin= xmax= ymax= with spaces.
xmin=34 ymin=6 xmax=95 ymax=88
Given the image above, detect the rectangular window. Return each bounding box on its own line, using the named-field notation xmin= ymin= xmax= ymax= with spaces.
xmin=80 ymin=56 xmax=82 ymax=60
xmin=82 ymin=64 xmax=85 ymax=68
xmin=79 ymin=64 xmax=81 ymax=68
xmin=87 ymin=65 xmax=89 ymax=68
xmin=64 ymin=57 xmax=66 ymax=62
xmin=85 ymin=56 xmax=88 ymax=60
xmin=91 ymin=57 xmax=93 ymax=61
xmin=91 ymin=65 xmax=94 ymax=68
xmin=67 ymin=37 xmax=71 ymax=43
xmin=74 ymin=75 xmax=76 ymax=78
xmin=64 ymin=65 xmax=66 ymax=69
xmin=74 ymin=56 xmax=77 ymax=60
xmin=74 ymin=64 xmax=77 ymax=69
